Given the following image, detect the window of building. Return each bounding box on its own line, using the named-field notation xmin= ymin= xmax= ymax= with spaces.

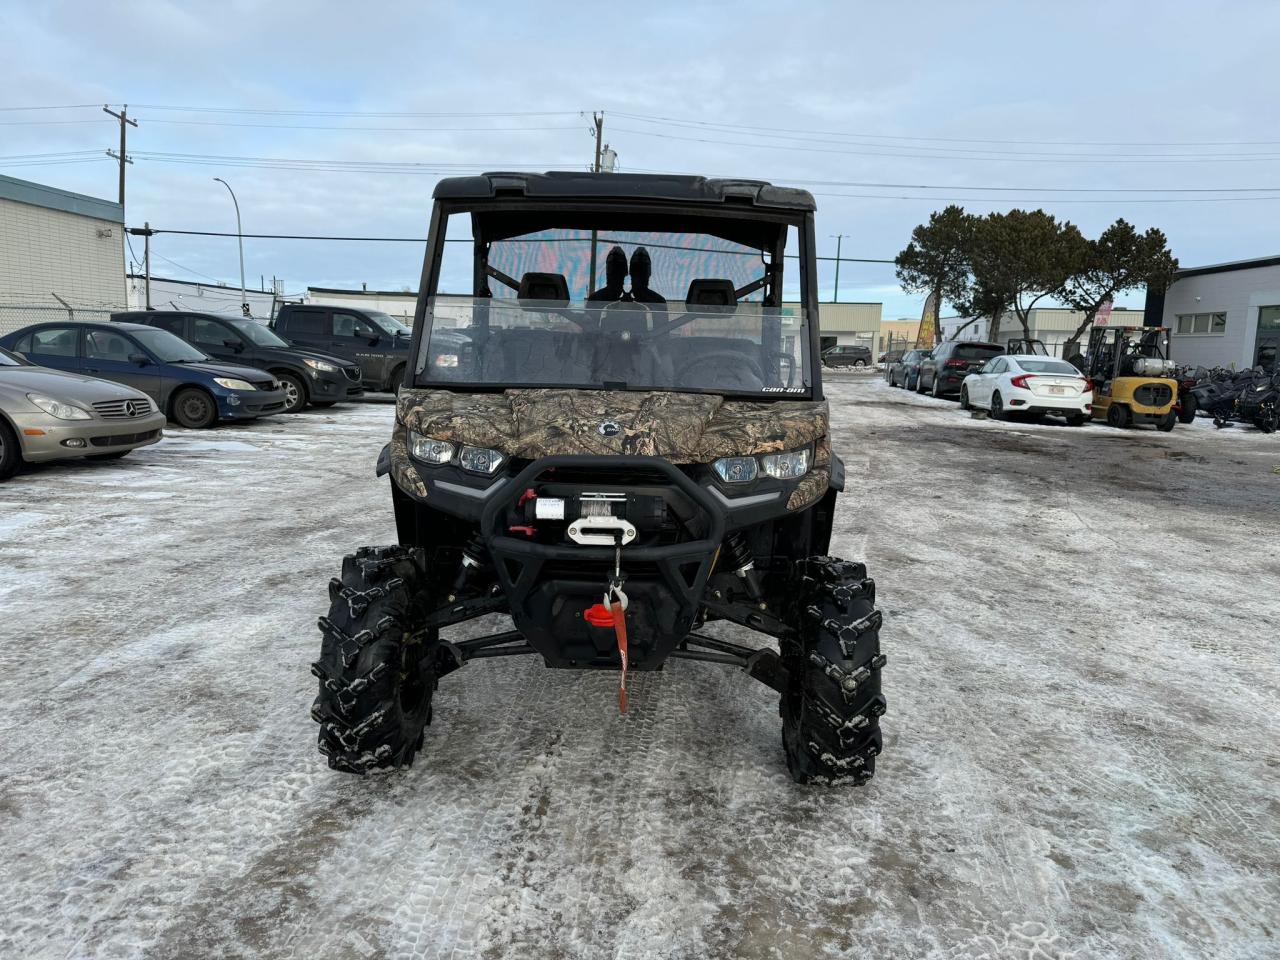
xmin=1175 ymin=312 xmax=1227 ymax=335
xmin=1259 ymin=305 xmax=1280 ymax=332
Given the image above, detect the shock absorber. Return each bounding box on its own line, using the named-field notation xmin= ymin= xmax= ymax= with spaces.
xmin=722 ymin=531 xmax=764 ymax=601
xmin=448 ymin=533 xmax=489 ymax=601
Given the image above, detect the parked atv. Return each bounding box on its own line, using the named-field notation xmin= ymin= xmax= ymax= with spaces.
xmin=1232 ymin=368 xmax=1280 ymax=432
xmin=310 ymin=172 xmax=886 ymax=785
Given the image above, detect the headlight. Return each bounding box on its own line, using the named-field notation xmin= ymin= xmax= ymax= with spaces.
xmin=760 ymin=448 xmax=811 ymax=479
xmin=408 ymin=431 xmax=456 ymax=464
xmin=213 ymin=378 xmax=255 ymax=391
xmin=713 ymin=456 xmax=758 ymax=483
xmin=302 ymin=358 xmax=339 ymax=374
xmin=458 ymin=444 xmax=504 ymax=475
xmin=27 ymin=393 xmax=91 ymax=420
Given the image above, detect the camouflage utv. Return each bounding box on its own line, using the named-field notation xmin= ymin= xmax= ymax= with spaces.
xmin=311 ymin=172 xmax=887 ymax=784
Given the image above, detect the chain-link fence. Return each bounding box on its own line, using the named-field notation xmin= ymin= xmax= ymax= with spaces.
xmin=0 ymin=303 xmax=125 ymax=339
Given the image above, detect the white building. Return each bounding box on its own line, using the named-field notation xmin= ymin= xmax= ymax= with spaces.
xmin=0 ymin=175 xmax=125 ymax=334
xmin=302 ymin=286 xmax=417 ymax=323
xmin=126 ymin=273 xmax=278 ymax=319
xmin=940 ymin=306 xmax=1145 ymax=356
xmin=1158 ymin=256 xmax=1280 ymax=372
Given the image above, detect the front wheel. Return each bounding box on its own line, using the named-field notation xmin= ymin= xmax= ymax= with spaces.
xmin=781 ymin=557 xmax=886 ymax=785
xmin=171 ymin=387 xmax=218 ymax=429
xmin=277 ymin=372 xmax=308 ymax=414
xmin=312 ymin=546 xmax=439 ymax=774
xmin=1157 ymin=411 xmax=1177 ymax=432
xmin=1106 ymin=403 xmax=1131 ymax=429
xmin=0 ymin=418 xmax=21 ymax=481
xmin=1178 ymin=393 xmax=1198 ymax=424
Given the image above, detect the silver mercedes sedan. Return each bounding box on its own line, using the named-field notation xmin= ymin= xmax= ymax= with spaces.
xmin=0 ymin=345 xmax=166 ymax=481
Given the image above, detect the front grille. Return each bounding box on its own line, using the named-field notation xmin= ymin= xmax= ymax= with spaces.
xmin=92 ymin=398 xmax=152 ymax=419
xmin=251 ymin=379 xmax=278 ymax=392
xmin=1134 ymin=384 xmax=1173 ymax=406
xmin=344 ymin=366 xmax=362 ymax=382
xmin=89 ymin=429 xmax=161 ymax=448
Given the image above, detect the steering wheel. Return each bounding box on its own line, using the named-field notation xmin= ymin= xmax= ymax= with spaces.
xmin=674 ymin=350 xmax=765 ymax=390
xmin=597 ymin=297 xmax=654 ymax=335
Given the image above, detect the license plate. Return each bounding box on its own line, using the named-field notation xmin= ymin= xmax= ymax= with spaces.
xmin=1050 ymin=386 xmax=1065 ymax=395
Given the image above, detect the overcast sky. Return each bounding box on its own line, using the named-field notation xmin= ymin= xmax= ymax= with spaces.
xmin=4 ymin=1 xmax=1279 ymax=317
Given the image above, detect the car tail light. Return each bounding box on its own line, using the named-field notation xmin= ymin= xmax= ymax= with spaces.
xmin=944 ymin=359 xmax=968 ymax=368
xmin=1082 ymin=378 xmax=1093 ymax=392
xmin=1010 ymin=374 xmax=1033 ymax=389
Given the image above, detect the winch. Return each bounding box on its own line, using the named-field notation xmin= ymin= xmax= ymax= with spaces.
xmin=510 ymin=488 xmax=672 ymax=545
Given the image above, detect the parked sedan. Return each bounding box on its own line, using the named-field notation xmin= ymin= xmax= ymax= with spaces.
xmin=0 ymin=322 xmax=287 ymax=429
xmin=114 ymin=311 xmax=364 ymax=414
xmin=960 ymin=355 xmax=1093 ymax=424
xmin=888 ymin=349 xmax=931 ymax=390
xmin=0 ymin=345 xmax=165 ymax=481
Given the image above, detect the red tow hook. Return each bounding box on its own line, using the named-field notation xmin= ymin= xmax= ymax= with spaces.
xmin=508 ymin=525 xmax=536 ymax=537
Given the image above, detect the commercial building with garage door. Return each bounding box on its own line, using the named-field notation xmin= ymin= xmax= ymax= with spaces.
xmin=1157 ymin=255 xmax=1280 ymax=373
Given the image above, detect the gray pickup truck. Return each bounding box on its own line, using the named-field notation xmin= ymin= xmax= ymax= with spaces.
xmin=271 ymin=304 xmax=412 ymax=393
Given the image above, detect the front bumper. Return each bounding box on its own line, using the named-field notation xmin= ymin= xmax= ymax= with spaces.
xmin=311 ymin=371 xmax=365 ymax=401
xmin=216 ymin=386 xmax=288 ymax=420
xmin=13 ymin=409 xmax=166 ymax=462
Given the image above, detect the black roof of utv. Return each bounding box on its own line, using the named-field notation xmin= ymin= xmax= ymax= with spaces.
xmin=433 ymin=171 xmax=816 ymax=212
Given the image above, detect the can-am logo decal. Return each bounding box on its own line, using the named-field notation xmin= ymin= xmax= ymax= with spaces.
xmin=598 ymin=420 xmax=622 ymax=437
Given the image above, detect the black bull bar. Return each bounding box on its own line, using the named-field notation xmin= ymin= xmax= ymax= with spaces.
xmin=478 ymin=455 xmax=727 ymax=668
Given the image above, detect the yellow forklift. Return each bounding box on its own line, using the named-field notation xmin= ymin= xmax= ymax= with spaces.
xmin=1079 ymin=325 xmax=1179 ymax=430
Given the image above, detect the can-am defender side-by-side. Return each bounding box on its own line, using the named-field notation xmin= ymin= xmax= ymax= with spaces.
xmin=310 ymin=172 xmax=886 ymax=784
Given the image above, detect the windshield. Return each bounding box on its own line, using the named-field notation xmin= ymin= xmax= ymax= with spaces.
xmin=367 ymin=311 xmax=410 ymax=336
xmin=131 ymin=327 xmax=208 ymax=363
xmin=0 ymin=346 xmax=27 ymax=366
xmin=418 ymin=222 xmax=807 ymax=397
xmin=229 ymin=320 xmax=290 ymax=348
xmin=1016 ymin=359 xmax=1080 ymax=375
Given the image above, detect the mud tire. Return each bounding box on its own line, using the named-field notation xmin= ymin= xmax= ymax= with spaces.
xmin=1178 ymin=393 xmax=1197 ymax=424
xmin=781 ymin=557 xmax=886 ymax=785
xmin=312 ymin=545 xmax=438 ymax=774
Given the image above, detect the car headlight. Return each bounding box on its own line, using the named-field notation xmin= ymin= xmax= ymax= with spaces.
xmin=458 ymin=444 xmax=504 ymax=475
xmin=713 ymin=456 xmax=759 ymax=483
xmin=26 ymin=393 xmax=91 ymax=420
xmin=213 ymin=377 xmax=255 ymax=391
xmin=302 ymin=358 xmax=339 ymax=374
xmin=408 ymin=431 xmax=456 ymax=464
xmin=760 ymin=447 xmax=811 ymax=479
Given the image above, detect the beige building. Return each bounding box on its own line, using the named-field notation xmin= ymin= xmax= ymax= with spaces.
xmin=812 ymin=301 xmax=883 ymax=351
xmin=0 ymin=175 xmax=126 ymax=334
xmin=879 ymin=318 xmax=922 ymax=354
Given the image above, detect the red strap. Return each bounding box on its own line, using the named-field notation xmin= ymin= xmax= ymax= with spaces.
xmin=611 ymin=600 xmax=628 ymax=713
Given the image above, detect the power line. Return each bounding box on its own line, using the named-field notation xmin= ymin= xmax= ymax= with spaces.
xmin=610 ymin=125 xmax=1280 ymax=164
xmin=138 ymin=119 xmax=583 ymax=133
xmin=612 ymin=110 xmax=1280 ymax=149
xmin=0 ymin=103 xmax=101 ymax=111
xmin=127 ymin=104 xmax=586 ymax=118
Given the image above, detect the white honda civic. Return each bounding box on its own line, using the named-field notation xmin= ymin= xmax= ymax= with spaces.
xmin=960 ymin=355 xmax=1093 ymax=425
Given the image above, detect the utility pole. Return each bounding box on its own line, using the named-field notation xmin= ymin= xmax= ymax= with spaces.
xmin=127 ymin=224 xmax=153 ymax=309
xmin=103 ymin=104 xmax=138 ymax=211
xmin=588 ymin=111 xmax=604 ymax=291
xmin=830 ymin=234 xmax=845 ymax=302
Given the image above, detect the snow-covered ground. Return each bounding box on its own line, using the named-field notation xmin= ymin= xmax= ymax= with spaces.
xmin=1 ymin=380 xmax=1277 ymax=959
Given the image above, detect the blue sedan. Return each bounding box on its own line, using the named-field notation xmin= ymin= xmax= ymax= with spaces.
xmin=0 ymin=321 xmax=287 ymax=428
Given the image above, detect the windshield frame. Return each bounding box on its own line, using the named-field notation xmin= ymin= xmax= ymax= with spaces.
xmin=411 ymin=196 xmax=820 ymax=401
xmin=227 ymin=318 xmax=291 ymax=348
xmin=130 ymin=326 xmax=210 ymax=364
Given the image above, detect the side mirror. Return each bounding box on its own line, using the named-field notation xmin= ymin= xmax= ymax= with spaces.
xmin=367 ymin=334 xmax=381 ymax=345
xmin=223 ymin=339 xmax=243 ymax=352
xmin=128 ymin=353 xmax=151 ymax=367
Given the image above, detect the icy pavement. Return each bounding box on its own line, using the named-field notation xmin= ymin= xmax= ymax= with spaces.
xmin=1 ymin=383 xmax=1277 ymax=959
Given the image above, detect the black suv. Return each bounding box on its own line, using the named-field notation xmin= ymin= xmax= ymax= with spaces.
xmin=271 ymin=304 xmax=412 ymax=393
xmin=115 ymin=311 xmax=364 ymax=414
xmin=822 ymin=344 xmax=872 ymax=368
xmin=917 ymin=340 xmax=1005 ymax=399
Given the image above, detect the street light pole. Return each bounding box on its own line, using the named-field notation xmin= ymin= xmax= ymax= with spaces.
xmin=830 ymin=234 xmax=845 ymax=303
xmin=213 ymin=177 xmax=248 ymax=316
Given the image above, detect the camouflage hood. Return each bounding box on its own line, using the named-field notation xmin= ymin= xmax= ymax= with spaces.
xmin=395 ymin=388 xmax=828 ymax=462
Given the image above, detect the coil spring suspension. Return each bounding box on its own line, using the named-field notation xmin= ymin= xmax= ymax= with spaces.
xmin=448 ymin=534 xmax=490 ymax=601
xmin=723 ymin=531 xmax=764 ymax=601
